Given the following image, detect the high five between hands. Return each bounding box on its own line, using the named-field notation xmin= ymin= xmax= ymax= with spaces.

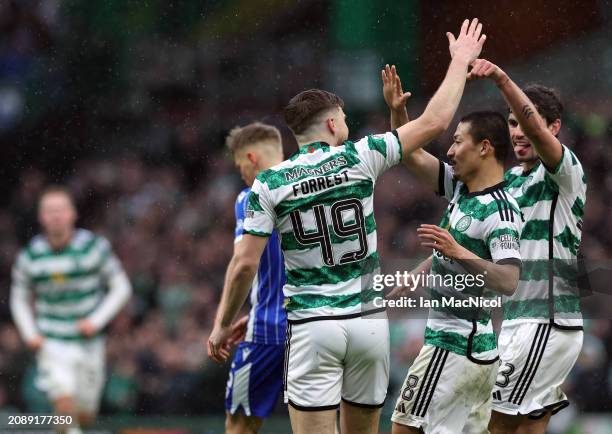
xmin=383 ymin=18 xmax=509 ymax=107
xmin=449 ymin=18 xmax=507 ymax=85
xmin=208 ymin=19 xmax=499 ymax=365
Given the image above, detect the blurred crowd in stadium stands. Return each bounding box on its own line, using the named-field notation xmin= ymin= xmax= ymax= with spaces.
xmin=0 ymin=0 xmax=611 ymax=418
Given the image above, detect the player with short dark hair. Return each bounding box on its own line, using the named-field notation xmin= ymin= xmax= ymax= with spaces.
xmin=381 ymin=67 xmax=522 ymax=434
xmin=283 ymin=89 xmax=345 ymax=135
xmin=458 ymin=111 xmax=512 ymax=163
xmin=208 ymin=18 xmax=487 ymax=434
xmin=469 ymin=59 xmax=586 ymax=434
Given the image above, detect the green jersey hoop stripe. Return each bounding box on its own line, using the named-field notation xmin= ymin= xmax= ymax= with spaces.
xmin=503 ymin=295 xmax=581 ymax=321
xmin=424 ymin=327 xmax=497 ymax=356
xmin=286 ymin=252 xmax=380 ymax=287
xmin=285 ymin=288 xmax=382 ymax=312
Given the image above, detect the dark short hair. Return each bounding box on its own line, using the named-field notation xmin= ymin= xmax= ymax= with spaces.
xmin=283 ymin=89 xmax=344 ymax=135
xmin=522 ymin=84 xmax=563 ymax=125
xmin=39 ymin=185 xmax=76 ymax=208
xmin=459 ymin=111 xmax=511 ymax=163
xmin=225 ymin=122 xmax=282 ymax=154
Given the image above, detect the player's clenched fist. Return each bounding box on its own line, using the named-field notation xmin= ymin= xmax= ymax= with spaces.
xmin=446 ymin=18 xmax=486 ymax=64
xmin=467 ymin=58 xmax=509 ymax=87
xmin=207 ymin=325 xmax=232 ymax=363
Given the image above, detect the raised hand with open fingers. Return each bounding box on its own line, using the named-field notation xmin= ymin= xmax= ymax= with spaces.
xmin=381 ymin=64 xmax=412 ymax=111
xmin=446 ymin=18 xmax=486 ymax=64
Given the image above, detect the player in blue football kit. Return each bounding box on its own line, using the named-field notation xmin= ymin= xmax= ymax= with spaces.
xmin=209 ymin=122 xmax=287 ymax=434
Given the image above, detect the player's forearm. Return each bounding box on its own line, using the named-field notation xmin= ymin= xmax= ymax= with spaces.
xmin=455 ymin=247 xmax=519 ymax=296
xmin=216 ymin=257 xmax=257 ymax=328
xmin=88 ymin=271 xmax=132 ymax=330
xmin=402 ymin=148 xmax=440 ymax=191
xmin=388 ymin=256 xmax=432 ymax=299
xmin=413 ymin=255 xmax=433 ymax=276
xmin=396 ymin=57 xmax=470 ymax=156
xmin=421 ymin=57 xmax=471 ymax=134
xmin=215 ymin=256 xmax=236 ymax=321
xmin=497 ymin=76 xmax=545 ymax=137
xmin=408 ymin=255 xmax=434 ymax=291
xmin=390 ymin=107 xmax=409 ymax=130
xmin=497 ymin=76 xmax=561 ymax=165
xmin=10 ymin=285 xmax=39 ymax=342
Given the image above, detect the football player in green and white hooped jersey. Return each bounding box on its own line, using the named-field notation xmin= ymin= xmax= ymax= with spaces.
xmin=10 ymin=186 xmax=132 ymax=434
xmin=469 ymin=59 xmax=586 ymax=434
xmin=208 ymin=18 xmax=487 ymax=434
xmin=382 ymin=67 xmax=523 ymax=434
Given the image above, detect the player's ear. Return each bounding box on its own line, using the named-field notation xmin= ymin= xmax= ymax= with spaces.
xmin=246 ymin=151 xmax=258 ymax=167
xmin=326 ymin=117 xmax=336 ymax=135
xmin=480 ymin=139 xmax=492 ymax=158
xmin=548 ymin=119 xmax=561 ymax=137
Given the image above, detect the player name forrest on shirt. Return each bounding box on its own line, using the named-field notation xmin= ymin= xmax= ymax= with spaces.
xmin=291 ymin=170 xmax=350 ymax=197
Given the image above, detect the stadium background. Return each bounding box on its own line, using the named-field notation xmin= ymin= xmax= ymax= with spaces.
xmin=0 ymin=0 xmax=611 ymax=432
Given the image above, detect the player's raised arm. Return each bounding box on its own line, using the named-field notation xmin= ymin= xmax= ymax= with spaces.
xmin=382 ymin=64 xmax=443 ymax=193
xmin=382 ymin=64 xmax=411 ymax=129
xmin=396 ymin=18 xmax=486 ymax=156
xmin=468 ymin=58 xmax=563 ymax=169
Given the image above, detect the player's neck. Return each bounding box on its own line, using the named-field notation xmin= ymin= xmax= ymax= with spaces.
xmin=296 ymin=132 xmax=336 ymax=148
xmin=46 ymin=228 xmax=75 ymax=251
xmin=255 ymin=158 xmax=283 ymax=174
xmin=465 ymin=165 xmax=505 ymax=194
xmin=521 ymin=160 xmax=538 ymax=173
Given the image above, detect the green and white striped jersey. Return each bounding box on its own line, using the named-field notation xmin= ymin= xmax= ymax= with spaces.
xmin=11 ymin=229 xmax=124 ymax=340
xmin=243 ymin=132 xmax=403 ymax=322
xmin=428 ymin=161 xmax=523 ymax=363
xmin=503 ymin=145 xmax=586 ymax=328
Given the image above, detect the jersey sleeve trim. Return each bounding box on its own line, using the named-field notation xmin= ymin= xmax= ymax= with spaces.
xmin=542 ymin=145 xmax=565 ymax=175
xmin=495 ymin=257 xmax=522 ymax=268
xmin=234 ymin=190 xmax=248 ymax=241
xmin=243 ymin=229 xmax=272 ymax=238
xmin=392 ymin=129 xmax=402 ymax=162
xmin=436 ymin=159 xmax=448 ymax=197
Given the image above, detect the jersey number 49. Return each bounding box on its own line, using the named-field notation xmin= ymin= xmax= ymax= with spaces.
xmin=289 ymin=198 xmax=369 ymax=266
